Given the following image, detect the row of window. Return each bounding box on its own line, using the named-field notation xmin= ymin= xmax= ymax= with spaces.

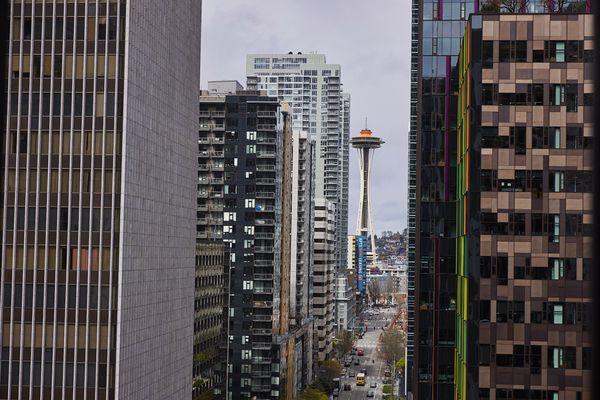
xmin=481 ymin=83 xmax=591 ymax=110
xmin=481 ymin=40 xmax=592 ymax=66
xmin=5 ymin=207 xmax=115 ymax=232
xmin=4 ymin=246 xmax=116 ymax=270
xmin=0 ymin=361 xmax=109 ymax=388
xmin=481 ymin=169 xmax=592 ymax=193
xmin=480 ymin=300 xmax=592 ymax=327
xmin=11 ymin=54 xmax=120 ymax=80
xmin=481 ymin=126 xmax=592 ymax=152
xmin=6 ymin=169 xmax=120 ymax=194
xmin=12 ymin=16 xmax=123 ymax=42
xmin=10 ymin=92 xmax=120 ymax=117
xmin=481 ymin=256 xmax=592 ymax=281
xmin=10 ymin=131 xmax=122 ymax=155
xmin=480 ymin=212 xmax=591 ymax=237
xmin=3 ymin=283 xmax=112 ymax=310
xmin=479 ymin=344 xmax=592 ymax=370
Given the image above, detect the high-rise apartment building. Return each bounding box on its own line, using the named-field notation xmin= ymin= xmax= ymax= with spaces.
xmin=195 ymin=82 xmax=239 ymax=399
xmin=193 ymin=243 xmax=228 ymax=399
xmin=455 ymin=13 xmax=593 ymax=400
xmin=200 ymin=86 xmax=294 ymax=399
xmin=246 ymin=53 xmax=350 ymax=272
xmin=312 ymin=199 xmax=336 ymax=361
xmin=0 ymin=1 xmax=201 ymax=399
xmin=290 ymin=131 xmax=315 ymax=394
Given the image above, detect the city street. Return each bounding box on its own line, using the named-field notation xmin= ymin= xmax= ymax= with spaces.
xmin=337 ymin=307 xmax=398 ymax=400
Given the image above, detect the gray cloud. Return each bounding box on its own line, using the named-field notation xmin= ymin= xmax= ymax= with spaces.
xmin=201 ymin=0 xmax=411 ymax=234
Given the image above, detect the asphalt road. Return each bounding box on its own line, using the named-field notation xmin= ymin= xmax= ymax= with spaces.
xmin=337 ymin=307 xmax=398 ymax=400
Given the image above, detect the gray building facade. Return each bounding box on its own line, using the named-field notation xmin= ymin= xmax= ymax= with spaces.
xmin=0 ymin=0 xmax=201 ymax=399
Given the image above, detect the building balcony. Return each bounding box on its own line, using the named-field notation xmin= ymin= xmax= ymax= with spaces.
xmin=211 ymin=111 xmax=225 ymax=117
xmin=253 ymin=287 xmax=274 ymax=294
xmin=256 ymin=165 xmax=275 ymax=171
xmin=255 ymin=192 xmax=275 ymax=199
xmin=251 ymin=384 xmax=272 ymax=391
xmin=257 ymin=137 xmax=276 ymax=144
xmin=252 ymin=315 xmax=272 ymax=323
xmin=254 ymin=273 xmax=274 ymax=280
xmin=255 ymin=178 xmax=275 ymax=185
xmin=257 ymin=124 xmax=276 ymax=131
xmin=254 ymin=260 xmax=274 ymax=267
xmin=257 ymin=151 xmax=276 ymax=158
xmin=254 ymin=246 xmax=274 ymax=253
xmin=255 ymin=218 xmax=274 ymax=226
xmin=257 ymin=111 xmax=276 ymax=117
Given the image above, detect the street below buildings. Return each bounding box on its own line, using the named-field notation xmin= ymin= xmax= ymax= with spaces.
xmin=336 ymin=306 xmax=400 ymax=400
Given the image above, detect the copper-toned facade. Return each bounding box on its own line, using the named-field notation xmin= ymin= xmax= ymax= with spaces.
xmin=456 ymin=13 xmax=593 ymax=400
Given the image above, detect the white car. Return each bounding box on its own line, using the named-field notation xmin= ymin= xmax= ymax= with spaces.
xmin=370 ymin=382 xmax=377 ymax=388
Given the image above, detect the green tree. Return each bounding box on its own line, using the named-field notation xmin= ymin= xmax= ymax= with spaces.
xmin=380 ymin=327 xmax=406 ymax=365
xmin=319 ymin=360 xmax=342 ymax=381
xmin=334 ymin=330 xmax=354 ymax=359
xmin=299 ymin=388 xmax=328 ymax=400
xmin=395 ymin=356 xmax=406 ymax=372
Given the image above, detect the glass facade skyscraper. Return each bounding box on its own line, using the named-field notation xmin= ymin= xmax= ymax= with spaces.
xmin=408 ymin=1 xmax=476 ymax=398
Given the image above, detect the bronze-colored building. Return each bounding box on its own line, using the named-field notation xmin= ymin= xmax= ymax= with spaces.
xmin=455 ymin=13 xmax=593 ymax=400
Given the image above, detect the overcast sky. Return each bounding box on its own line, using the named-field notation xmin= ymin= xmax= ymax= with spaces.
xmin=201 ymin=0 xmax=411 ymax=234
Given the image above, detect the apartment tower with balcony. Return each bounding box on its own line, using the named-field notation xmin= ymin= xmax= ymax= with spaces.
xmin=0 ymin=1 xmax=201 ymax=398
xmin=246 ymin=54 xmax=350 ymax=273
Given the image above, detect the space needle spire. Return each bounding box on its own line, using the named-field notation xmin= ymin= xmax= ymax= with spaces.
xmin=350 ymin=122 xmax=384 ymax=266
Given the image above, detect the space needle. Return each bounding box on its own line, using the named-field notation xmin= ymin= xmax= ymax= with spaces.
xmin=350 ymin=123 xmax=384 ymax=266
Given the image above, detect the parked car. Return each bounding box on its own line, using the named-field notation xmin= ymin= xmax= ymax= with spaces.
xmin=370 ymin=382 xmax=377 ymax=388
xmin=360 ymin=368 xmax=367 ymax=375
xmin=354 ymin=359 xmax=360 ymax=365
xmin=367 ymin=390 xmax=375 ymax=397
xmin=343 ymin=383 xmax=352 ymax=391
xmin=333 ymin=388 xmax=339 ymax=397
xmin=349 ymin=370 xmax=356 ymax=377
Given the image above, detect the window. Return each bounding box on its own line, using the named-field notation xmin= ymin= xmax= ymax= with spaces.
xmin=566 ymin=84 xmax=578 ymax=112
xmin=243 ymin=226 xmax=254 ymax=235
xmin=244 ymin=199 xmax=255 ymax=208
xmin=510 ymin=127 xmax=526 ymax=155
xmin=555 ymin=42 xmax=565 ymax=62
xmin=482 ymin=84 xmax=497 ymax=105
xmin=551 ymin=303 xmax=563 ymax=324
xmin=549 ymin=171 xmax=564 ymax=192
xmin=550 ymin=214 xmax=560 ymax=243
xmin=566 ymin=127 xmax=583 ymax=149
xmin=241 ymin=350 xmax=252 ymax=360
xmin=224 ymin=212 xmax=236 ymax=222
xmin=531 ymin=84 xmax=544 ymax=105
xmin=242 ymin=281 xmax=253 ymax=290
xmin=246 ymin=145 xmax=255 ymax=154
xmin=550 ymin=259 xmax=564 ymax=280
xmin=548 ymin=347 xmax=563 ymax=368
xmin=551 ymin=85 xmax=564 ymax=106
xmin=246 ymin=131 xmax=256 ymax=140
xmin=482 ymin=41 xmax=494 ymax=68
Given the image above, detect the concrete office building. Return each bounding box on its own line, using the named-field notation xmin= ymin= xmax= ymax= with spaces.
xmin=0 ymin=1 xmax=201 ymax=398
xmin=246 ymin=53 xmax=350 ymax=272
xmin=455 ymin=13 xmax=593 ymax=400
xmin=312 ymin=199 xmax=336 ymax=361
